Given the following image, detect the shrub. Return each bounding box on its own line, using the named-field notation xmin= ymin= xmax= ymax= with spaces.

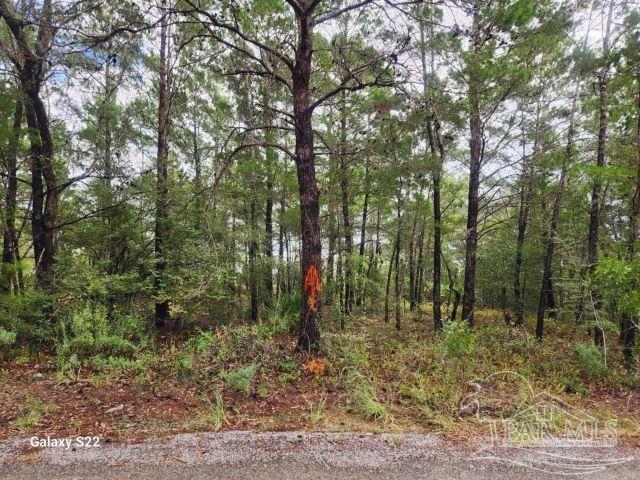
xmin=221 ymin=364 xmax=259 ymax=395
xmin=575 ymin=342 xmax=608 ymax=380
xmin=0 ymin=289 xmax=55 ymax=347
xmin=56 ymin=304 xmax=149 ymax=368
xmin=436 ymin=320 xmax=477 ymax=358
xmin=0 ymin=326 xmax=16 ymax=347
xmin=185 ymin=329 xmax=220 ymax=357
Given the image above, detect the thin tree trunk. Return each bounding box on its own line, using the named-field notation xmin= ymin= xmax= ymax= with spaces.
xmin=263 ymin=87 xmax=275 ymax=307
xmin=364 ymin=202 xmax=381 ymax=308
xmin=536 ymin=90 xmax=579 ymax=340
xmin=622 ymin=73 xmax=640 ymax=369
xmin=587 ymin=1 xmax=614 ymax=348
xmin=420 ymin=4 xmax=444 ymax=330
xmin=339 ymin=92 xmax=353 ymax=315
xmin=356 ymin=158 xmax=369 ymax=307
xmin=249 ymin=193 xmax=259 ymax=322
xmin=395 ymin=235 xmax=403 ymax=331
xmin=461 ymin=5 xmax=482 ymax=326
xmin=408 ymin=212 xmax=417 ymax=312
xmin=277 ymin=161 xmax=286 ymax=299
xmin=384 ymin=230 xmax=399 ymax=324
xmin=2 ymin=98 xmax=22 ymax=293
xmin=514 ymin=104 xmax=537 ymax=327
xmin=326 ymin=204 xmax=336 ymax=306
xmin=154 ymin=5 xmax=170 ymax=328
xmin=415 ymin=221 xmax=425 ymax=310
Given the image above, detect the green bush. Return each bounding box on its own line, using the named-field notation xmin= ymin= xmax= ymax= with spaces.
xmin=0 ymin=289 xmax=55 ymax=347
xmin=56 ymin=304 xmax=149 ymax=367
xmin=221 ymin=364 xmax=259 ymax=395
xmin=0 ymin=326 xmax=16 ymax=347
xmin=436 ymin=320 xmax=477 ymax=358
xmin=575 ymin=342 xmax=608 ymax=380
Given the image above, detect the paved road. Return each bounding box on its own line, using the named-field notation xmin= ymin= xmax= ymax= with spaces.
xmin=1 ymin=432 xmax=638 ymax=479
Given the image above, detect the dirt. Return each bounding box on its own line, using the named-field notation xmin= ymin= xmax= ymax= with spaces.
xmin=0 ymin=356 xmax=341 ymax=442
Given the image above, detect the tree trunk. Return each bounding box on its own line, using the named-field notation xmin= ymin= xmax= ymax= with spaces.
xmin=339 ymin=93 xmax=353 ymax=315
xmin=24 ymin=90 xmax=57 ymax=290
xmin=264 ymin=177 xmax=274 ymax=307
xmin=356 ymin=159 xmax=369 ymax=307
xmin=154 ymin=5 xmax=170 ymax=328
xmin=514 ymin=108 xmax=535 ymax=327
xmin=461 ymin=6 xmax=482 ymax=326
xmin=415 ymin=221 xmax=425 ymax=311
xmin=293 ymin=7 xmax=321 ymax=351
xmin=395 ymin=236 xmax=402 ymax=331
xmin=408 ymin=212 xmax=417 ymax=312
xmin=1 ymin=0 xmax=58 ymax=291
xmin=536 ymin=91 xmax=578 ymax=340
xmin=384 ymin=230 xmax=399 ymax=324
xmin=277 ymin=161 xmax=286 ymax=299
xmin=249 ymin=194 xmax=259 ymax=322
xmin=364 ymin=203 xmax=381 ymax=309
xmin=263 ymin=87 xmax=275 ymax=307
xmin=622 ymin=73 xmax=640 ymax=369
xmin=584 ymin=0 xmax=614 ymax=346
xmin=2 ymin=98 xmax=22 ymax=292
xmin=420 ymin=4 xmax=444 ymax=330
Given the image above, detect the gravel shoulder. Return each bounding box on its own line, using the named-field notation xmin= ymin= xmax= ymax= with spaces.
xmin=1 ymin=431 xmax=638 ymax=479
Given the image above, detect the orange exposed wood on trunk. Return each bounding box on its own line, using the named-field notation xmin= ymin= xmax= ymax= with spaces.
xmin=304 ymin=265 xmax=320 ymax=310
